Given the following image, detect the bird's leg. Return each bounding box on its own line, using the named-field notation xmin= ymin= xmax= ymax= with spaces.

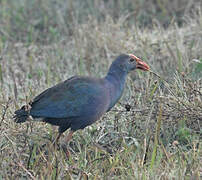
xmin=52 ymin=132 xmax=62 ymax=148
xmin=65 ymin=130 xmax=74 ymax=143
xmin=55 ymin=132 xmax=62 ymax=143
xmin=61 ymin=130 xmax=74 ymax=158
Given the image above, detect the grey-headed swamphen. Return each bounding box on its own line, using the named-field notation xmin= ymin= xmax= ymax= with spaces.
xmin=14 ymin=54 xmax=150 ymax=144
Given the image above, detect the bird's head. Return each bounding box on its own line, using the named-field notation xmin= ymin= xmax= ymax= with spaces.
xmin=110 ymin=54 xmax=150 ymax=73
xmin=128 ymin=54 xmax=150 ymax=71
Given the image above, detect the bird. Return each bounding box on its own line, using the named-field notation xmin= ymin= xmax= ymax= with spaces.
xmin=14 ymin=54 xmax=150 ymax=144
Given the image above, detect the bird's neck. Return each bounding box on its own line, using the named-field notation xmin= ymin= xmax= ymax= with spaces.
xmin=104 ymin=69 xmax=127 ymax=111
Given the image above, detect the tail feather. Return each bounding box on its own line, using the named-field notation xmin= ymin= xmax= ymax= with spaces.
xmin=14 ymin=106 xmax=29 ymax=123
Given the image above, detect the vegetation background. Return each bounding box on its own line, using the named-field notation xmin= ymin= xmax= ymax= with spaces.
xmin=0 ymin=0 xmax=201 ymax=179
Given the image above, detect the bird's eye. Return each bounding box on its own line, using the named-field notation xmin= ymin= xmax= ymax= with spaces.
xmin=129 ymin=58 xmax=134 ymax=62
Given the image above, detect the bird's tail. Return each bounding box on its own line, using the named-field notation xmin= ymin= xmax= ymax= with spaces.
xmin=13 ymin=105 xmax=29 ymax=123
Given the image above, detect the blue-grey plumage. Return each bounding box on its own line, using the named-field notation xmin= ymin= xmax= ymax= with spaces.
xmin=14 ymin=54 xmax=150 ymax=142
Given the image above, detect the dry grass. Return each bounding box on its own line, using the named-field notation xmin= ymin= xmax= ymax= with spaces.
xmin=0 ymin=0 xmax=202 ymax=179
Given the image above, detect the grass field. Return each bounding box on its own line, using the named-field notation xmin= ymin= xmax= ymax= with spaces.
xmin=0 ymin=0 xmax=201 ymax=179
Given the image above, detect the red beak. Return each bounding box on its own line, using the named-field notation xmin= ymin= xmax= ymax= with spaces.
xmin=129 ymin=54 xmax=150 ymax=71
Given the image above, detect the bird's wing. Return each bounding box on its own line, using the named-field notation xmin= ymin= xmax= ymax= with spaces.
xmin=31 ymin=76 xmax=78 ymax=104
xmin=30 ymin=76 xmax=106 ymax=118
